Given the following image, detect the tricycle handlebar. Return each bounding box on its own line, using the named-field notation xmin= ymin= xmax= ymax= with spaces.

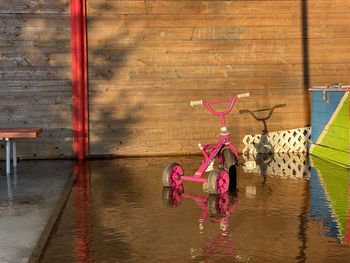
xmin=190 ymin=93 xmax=250 ymax=109
xmin=237 ymin=92 xmax=250 ymax=98
xmin=190 ymin=100 xmax=203 ymax=107
xmin=190 ymin=93 xmax=250 ymax=125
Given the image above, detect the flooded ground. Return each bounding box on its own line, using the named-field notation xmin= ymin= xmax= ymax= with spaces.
xmin=0 ymin=160 xmax=73 ymax=263
xmin=41 ymin=155 xmax=350 ymax=262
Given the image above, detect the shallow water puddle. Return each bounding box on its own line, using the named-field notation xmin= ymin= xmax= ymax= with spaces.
xmin=41 ymin=155 xmax=350 ymax=262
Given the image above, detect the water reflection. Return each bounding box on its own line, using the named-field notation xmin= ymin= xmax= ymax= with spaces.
xmin=243 ymin=152 xmax=350 ymax=248
xmin=243 ymin=152 xmax=311 ymax=180
xmin=162 ymin=186 xmax=237 ymax=261
xmin=310 ymin=155 xmax=350 ymax=246
xmin=41 ymin=157 xmax=350 ymax=262
xmin=1 ymin=166 xmax=45 ymax=215
xmin=162 ymin=186 xmax=237 ymax=219
xmin=6 ymin=171 xmax=13 ymax=201
xmin=1 ymin=167 xmax=17 ymax=202
xmin=73 ymin=161 xmax=93 ymax=263
xmin=0 ymin=161 xmax=72 ymax=263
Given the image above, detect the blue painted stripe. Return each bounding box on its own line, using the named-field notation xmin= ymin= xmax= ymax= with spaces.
xmin=310 ymin=167 xmax=341 ymax=239
xmin=311 ymin=91 xmax=347 ymax=142
xmin=312 ymin=101 xmax=349 ymax=115
xmin=311 ymin=91 xmax=345 ymax=103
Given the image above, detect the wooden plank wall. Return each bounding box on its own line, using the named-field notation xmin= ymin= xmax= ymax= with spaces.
xmin=87 ymin=0 xmax=350 ymax=156
xmin=0 ymin=0 xmax=72 ymax=158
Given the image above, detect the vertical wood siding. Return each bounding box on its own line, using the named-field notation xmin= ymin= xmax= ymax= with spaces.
xmin=0 ymin=0 xmax=72 ymax=158
xmin=87 ymin=0 xmax=350 ymax=156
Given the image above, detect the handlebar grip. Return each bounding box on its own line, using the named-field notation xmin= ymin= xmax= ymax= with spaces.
xmin=190 ymin=100 xmax=203 ymax=107
xmin=237 ymin=92 xmax=250 ymax=98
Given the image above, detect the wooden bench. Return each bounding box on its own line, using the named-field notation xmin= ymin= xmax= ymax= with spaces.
xmin=0 ymin=128 xmax=43 ymax=174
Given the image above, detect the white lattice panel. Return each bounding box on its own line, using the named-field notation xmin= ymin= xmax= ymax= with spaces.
xmin=242 ymin=153 xmax=310 ymax=179
xmin=242 ymin=127 xmax=311 ymax=154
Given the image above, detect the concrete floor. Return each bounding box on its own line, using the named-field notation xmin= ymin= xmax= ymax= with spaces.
xmin=0 ymin=160 xmax=73 ymax=263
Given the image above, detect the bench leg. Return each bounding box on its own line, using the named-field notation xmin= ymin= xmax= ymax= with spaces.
xmin=13 ymin=166 xmax=17 ymax=187
xmin=6 ymin=171 xmax=13 ymax=201
xmin=6 ymin=139 xmax=10 ymax=175
xmin=12 ymin=140 xmax=17 ymax=167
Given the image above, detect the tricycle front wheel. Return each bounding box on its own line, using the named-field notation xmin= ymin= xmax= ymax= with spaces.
xmin=162 ymin=162 xmax=184 ymax=188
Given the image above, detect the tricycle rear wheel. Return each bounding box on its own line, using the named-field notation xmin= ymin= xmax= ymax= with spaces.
xmin=208 ymin=168 xmax=229 ymax=194
xmin=222 ymin=148 xmax=238 ymax=191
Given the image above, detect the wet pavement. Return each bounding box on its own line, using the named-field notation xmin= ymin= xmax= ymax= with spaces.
xmin=0 ymin=160 xmax=73 ymax=263
xmin=41 ymin=155 xmax=350 ymax=263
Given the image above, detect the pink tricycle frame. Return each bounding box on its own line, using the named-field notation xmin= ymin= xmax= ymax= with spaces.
xmin=163 ymin=93 xmax=250 ymax=194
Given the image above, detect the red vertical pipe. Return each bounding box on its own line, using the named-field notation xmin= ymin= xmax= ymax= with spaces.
xmin=70 ymin=0 xmax=88 ymax=159
xmin=82 ymin=0 xmax=89 ymax=157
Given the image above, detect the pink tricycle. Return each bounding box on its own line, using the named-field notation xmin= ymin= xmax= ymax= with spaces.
xmin=162 ymin=93 xmax=250 ymax=194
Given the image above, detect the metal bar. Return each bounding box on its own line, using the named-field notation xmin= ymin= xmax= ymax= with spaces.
xmin=181 ymin=176 xmax=208 ymax=183
xmin=309 ymin=88 xmax=350 ymax=92
xmin=312 ymin=84 xmax=350 ymax=88
xmin=6 ymin=139 xmax=10 ymax=175
xmin=194 ymin=137 xmax=227 ymax=178
xmin=310 ymin=84 xmax=350 ymax=92
xmin=181 ymin=193 xmax=207 ymax=203
xmin=12 ymin=140 xmax=17 ymax=167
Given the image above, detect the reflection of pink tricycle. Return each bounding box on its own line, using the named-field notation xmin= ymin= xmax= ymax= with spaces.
xmin=162 ymin=186 xmax=237 ymax=218
xmin=162 ymin=186 xmax=238 ymax=260
xmin=162 ymin=93 xmax=250 ymax=194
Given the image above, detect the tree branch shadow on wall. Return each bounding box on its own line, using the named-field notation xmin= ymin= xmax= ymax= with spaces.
xmin=0 ymin=1 xmax=145 ymax=159
xmin=0 ymin=0 xmax=75 ymax=159
xmin=64 ymin=2 xmax=152 ymax=260
xmin=0 ymin=1 xmax=144 ymax=260
xmin=86 ymin=1 xmax=150 ymax=156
